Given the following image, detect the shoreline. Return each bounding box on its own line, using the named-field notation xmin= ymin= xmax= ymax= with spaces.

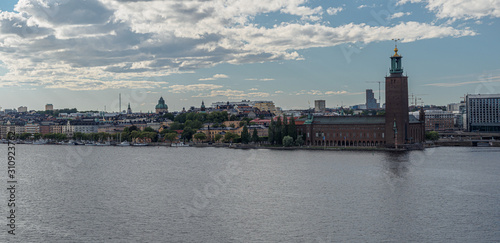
xmin=4 ymin=140 xmax=500 ymax=151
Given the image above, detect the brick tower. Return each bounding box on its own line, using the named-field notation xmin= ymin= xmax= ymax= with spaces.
xmin=385 ymin=45 xmax=409 ymax=147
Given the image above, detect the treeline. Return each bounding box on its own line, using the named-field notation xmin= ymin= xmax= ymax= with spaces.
xmin=160 ymin=111 xmax=230 ymax=142
xmin=119 ymin=126 xmax=158 ymax=142
xmin=268 ymin=115 xmax=303 ymax=146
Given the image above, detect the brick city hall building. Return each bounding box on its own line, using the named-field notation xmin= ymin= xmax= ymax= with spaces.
xmin=297 ymin=46 xmax=425 ymax=148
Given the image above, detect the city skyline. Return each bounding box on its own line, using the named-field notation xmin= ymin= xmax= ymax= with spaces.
xmin=0 ymin=0 xmax=499 ymax=111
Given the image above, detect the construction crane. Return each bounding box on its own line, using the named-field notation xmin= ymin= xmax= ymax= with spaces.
xmin=409 ymin=93 xmax=428 ymax=107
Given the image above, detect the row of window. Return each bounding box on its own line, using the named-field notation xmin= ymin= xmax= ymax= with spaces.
xmin=308 ymin=132 xmax=384 ymax=139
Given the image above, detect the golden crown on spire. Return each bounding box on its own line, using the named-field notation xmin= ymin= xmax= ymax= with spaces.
xmin=393 ymin=47 xmax=400 ymax=57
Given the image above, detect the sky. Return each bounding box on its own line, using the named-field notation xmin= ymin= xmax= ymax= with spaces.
xmin=0 ymin=0 xmax=499 ymax=112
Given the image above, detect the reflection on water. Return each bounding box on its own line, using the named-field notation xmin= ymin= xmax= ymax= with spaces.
xmin=384 ymin=151 xmax=410 ymax=178
xmin=0 ymin=145 xmax=498 ymax=242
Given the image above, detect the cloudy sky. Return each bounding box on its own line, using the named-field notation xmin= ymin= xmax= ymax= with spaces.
xmin=0 ymin=0 xmax=499 ymax=112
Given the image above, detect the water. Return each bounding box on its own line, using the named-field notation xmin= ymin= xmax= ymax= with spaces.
xmin=0 ymin=145 xmax=499 ymax=242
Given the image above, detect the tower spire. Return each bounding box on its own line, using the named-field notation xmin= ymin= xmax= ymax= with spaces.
xmin=390 ymin=39 xmax=403 ymax=75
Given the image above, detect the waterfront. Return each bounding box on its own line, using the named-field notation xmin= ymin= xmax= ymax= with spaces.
xmin=0 ymin=145 xmax=499 ymax=242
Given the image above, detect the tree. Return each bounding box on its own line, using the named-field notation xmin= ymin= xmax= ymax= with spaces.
xmin=275 ymin=117 xmax=282 ymax=145
xmin=193 ymin=132 xmax=207 ymax=142
xmin=251 ymin=128 xmax=259 ymax=143
xmin=425 ymin=131 xmax=439 ymax=141
xmin=224 ymin=132 xmax=239 ymax=143
xmin=162 ymin=113 xmax=175 ymax=121
xmin=229 ymin=114 xmax=238 ymax=121
xmin=181 ymin=127 xmax=195 ymax=141
xmin=169 ymin=122 xmax=184 ymax=130
xmin=19 ymin=132 xmax=31 ymax=140
xmin=130 ymin=130 xmax=141 ymax=139
xmin=295 ymin=135 xmax=304 ymax=146
xmin=288 ymin=116 xmax=297 ymax=140
xmin=144 ymin=127 xmax=155 ymax=132
xmin=241 ymin=125 xmax=250 ymax=144
xmin=282 ymin=114 xmax=288 ymax=138
xmin=33 ymin=133 xmax=42 ymax=140
xmin=214 ymin=134 xmax=223 ymax=143
xmin=268 ymin=119 xmax=275 ymax=144
xmin=73 ymin=132 xmax=85 ymax=140
xmin=165 ymin=132 xmax=178 ymax=143
xmin=282 ymin=135 xmax=294 ymax=147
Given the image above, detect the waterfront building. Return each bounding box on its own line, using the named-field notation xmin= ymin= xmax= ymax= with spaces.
xmin=223 ymin=121 xmax=241 ymax=128
xmin=45 ymin=104 xmax=54 ymax=111
xmin=297 ymin=46 xmax=425 ymax=147
xmin=245 ymin=125 xmax=269 ymax=138
xmin=50 ymin=124 xmax=63 ymax=134
xmin=415 ymin=110 xmax=455 ymax=131
xmin=447 ymin=101 xmax=466 ymax=130
xmin=0 ymin=121 xmax=15 ymax=139
xmin=314 ymin=100 xmax=326 ymax=113
xmin=15 ymin=125 xmax=25 ymax=134
xmin=155 ymin=97 xmax=168 ymax=114
xmin=25 ymin=123 xmax=40 ymax=134
xmin=197 ymin=127 xmax=241 ymax=141
xmin=366 ymin=89 xmax=380 ymax=109
xmin=466 ymin=94 xmax=500 ymax=132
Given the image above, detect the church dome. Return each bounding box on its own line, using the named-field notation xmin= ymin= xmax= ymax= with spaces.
xmin=155 ymin=97 xmax=168 ymax=109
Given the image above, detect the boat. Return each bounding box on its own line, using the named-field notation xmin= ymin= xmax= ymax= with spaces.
xmin=85 ymin=142 xmax=97 ymax=146
xmin=132 ymin=143 xmax=148 ymax=146
xmin=117 ymin=141 xmax=131 ymax=146
xmin=33 ymin=139 xmax=48 ymax=145
xmin=96 ymin=142 xmax=111 ymax=146
xmin=171 ymin=142 xmax=190 ymax=147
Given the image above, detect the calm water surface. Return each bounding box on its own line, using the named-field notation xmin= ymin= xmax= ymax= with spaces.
xmin=0 ymin=145 xmax=499 ymax=242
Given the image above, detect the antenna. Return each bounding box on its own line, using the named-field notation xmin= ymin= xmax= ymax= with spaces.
xmin=119 ymin=93 xmax=122 ymax=113
xmin=392 ymin=38 xmax=401 ymax=47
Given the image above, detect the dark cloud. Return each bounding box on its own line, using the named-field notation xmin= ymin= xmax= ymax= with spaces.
xmin=0 ymin=12 xmax=52 ymax=38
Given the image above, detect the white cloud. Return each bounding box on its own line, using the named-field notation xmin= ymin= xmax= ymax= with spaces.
xmin=294 ymin=89 xmax=364 ymax=96
xmin=326 ymin=7 xmax=343 ymax=15
xmin=390 ymin=12 xmax=412 ymax=19
xmin=194 ymin=89 xmax=270 ymax=99
xmin=169 ymin=84 xmax=223 ymax=93
xmin=0 ymin=0 xmax=478 ymax=90
xmin=274 ymin=90 xmax=284 ymax=94
xmin=398 ymin=0 xmax=500 ymax=20
xmin=199 ymin=73 xmax=229 ymax=81
xmin=424 ymin=76 xmax=500 ymax=87
xmin=245 ymin=78 xmax=275 ymax=81
xmin=249 ymin=88 xmax=258 ymax=91
xmin=357 ymin=4 xmax=376 ymax=9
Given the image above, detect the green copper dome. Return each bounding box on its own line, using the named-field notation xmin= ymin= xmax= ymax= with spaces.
xmin=155 ymin=97 xmax=168 ymax=109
